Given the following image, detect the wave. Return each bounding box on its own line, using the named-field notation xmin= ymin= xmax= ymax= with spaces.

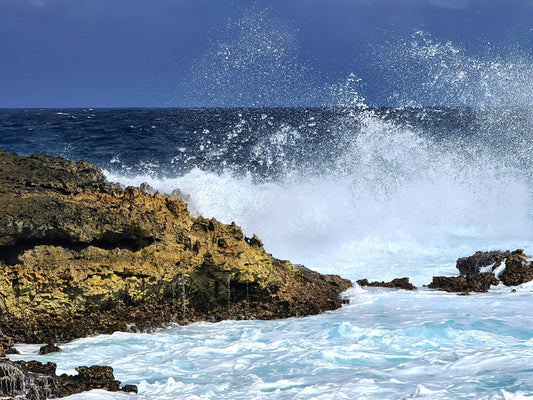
xmin=103 ymin=32 xmax=533 ymax=284
xmin=105 ymin=110 xmax=533 ymax=285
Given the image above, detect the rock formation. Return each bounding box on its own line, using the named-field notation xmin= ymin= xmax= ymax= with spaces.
xmin=356 ymin=277 xmax=416 ymax=290
xmin=429 ymin=249 xmax=533 ymax=293
xmin=0 ymin=151 xmax=351 ymax=344
xmin=428 ymin=273 xmax=499 ymax=293
xmin=0 ymin=360 xmax=136 ymax=399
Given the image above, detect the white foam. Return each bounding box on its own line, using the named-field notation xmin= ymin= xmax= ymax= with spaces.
xmin=104 ymin=114 xmax=533 ymax=284
xmin=10 ymin=289 xmax=533 ymax=400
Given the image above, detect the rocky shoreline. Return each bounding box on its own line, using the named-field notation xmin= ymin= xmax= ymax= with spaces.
xmin=1 ymin=151 xmax=532 ymax=398
xmin=357 ymin=249 xmax=533 ymax=294
xmin=0 ymin=151 xmax=352 ymax=398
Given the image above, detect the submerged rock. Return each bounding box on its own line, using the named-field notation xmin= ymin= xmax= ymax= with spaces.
xmin=0 ymin=151 xmax=351 ymax=343
xmin=356 ymin=277 xmax=416 ymax=290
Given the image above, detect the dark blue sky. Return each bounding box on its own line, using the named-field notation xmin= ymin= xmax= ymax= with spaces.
xmin=1 ymin=0 xmax=532 ymax=107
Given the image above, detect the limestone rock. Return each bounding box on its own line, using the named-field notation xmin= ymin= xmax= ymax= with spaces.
xmin=0 ymin=151 xmax=351 ymax=343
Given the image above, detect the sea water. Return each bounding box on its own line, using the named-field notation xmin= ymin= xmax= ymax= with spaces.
xmin=2 ymin=105 xmax=533 ymax=400
xmin=2 ymin=36 xmax=533 ymax=399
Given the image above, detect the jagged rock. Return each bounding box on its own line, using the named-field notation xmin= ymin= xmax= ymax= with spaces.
xmin=356 ymin=277 xmax=416 ymax=290
xmin=170 ymin=188 xmax=199 ymax=217
xmin=499 ymin=253 xmax=533 ymax=286
xmin=456 ymin=251 xmax=508 ymax=275
xmin=0 ymin=336 xmax=18 ymax=357
xmin=0 ymin=151 xmax=351 ymax=343
xmin=456 ymin=249 xmax=533 ymax=286
xmin=38 ymin=343 xmax=60 ymax=355
xmin=428 ymin=273 xmax=499 ymax=293
xmin=0 ymin=360 xmax=135 ymax=399
xmin=245 ymin=234 xmax=263 ymax=249
xmin=139 ymin=182 xmax=158 ymax=195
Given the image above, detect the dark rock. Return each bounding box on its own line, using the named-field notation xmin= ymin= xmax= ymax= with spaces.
xmin=245 ymin=234 xmax=264 ymax=249
xmin=455 ymin=249 xmax=533 ymax=287
xmin=357 ymin=277 xmax=416 ymax=290
xmin=428 ymin=273 xmax=499 ymax=293
xmin=499 ymin=253 xmax=533 ymax=286
xmin=14 ymin=360 xmax=57 ymax=376
xmin=0 ymin=336 xmax=18 ymax=357
xmin=456 ymin=249 xmax=528 ymax=275
xmin=123 ymin=384 xmax=139 ymax=393
xmin=39 ymin=342 xmax=61 ymax=355
xmin=0 ymin=359 xmax=136 ymax=399
xmin=456 ymin=251 xmax=507 ymax=275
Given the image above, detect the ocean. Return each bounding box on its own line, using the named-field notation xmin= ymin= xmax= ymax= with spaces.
xmin=1 ymin=106 xmax=533 ymax=399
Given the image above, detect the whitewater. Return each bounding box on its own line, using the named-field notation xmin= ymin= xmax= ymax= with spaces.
xmin=3 ymin=33 xmax=533 ymax=399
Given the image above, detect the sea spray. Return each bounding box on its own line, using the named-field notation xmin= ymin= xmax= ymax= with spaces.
xmin=3 ymin=29 xmax=533 ymax=400
xmin=103 ymin=105 xmax=533 ymax=284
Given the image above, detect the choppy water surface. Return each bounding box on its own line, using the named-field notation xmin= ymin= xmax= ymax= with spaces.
xmin=3 ymin=33 xmax=533 ymax=399
xmin=10 ymin=284 xmax=533 ymax=400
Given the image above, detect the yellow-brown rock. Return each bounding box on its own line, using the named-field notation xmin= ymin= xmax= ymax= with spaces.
xmin=0 ymin=151 xmax=351 ymax=342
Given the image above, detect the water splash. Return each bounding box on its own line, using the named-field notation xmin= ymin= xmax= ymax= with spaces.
xmin=375 ymin=30 xmax=533 ymax=108
xmin=185 ymin=5 xmax=319 ymax=107
xmin=227 ymin=274 xmax=232 ymax=308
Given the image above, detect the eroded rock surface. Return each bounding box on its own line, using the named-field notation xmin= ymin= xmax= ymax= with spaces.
xmin=356 ymin=277 xmax=416 ymax=290
xmin=428 ymin=273 xmax=499 ymax=293
xmin=456 ymin=249 xmax=533 ymax=287
xmin=0 ymin=360 xmax=135 ymax=399
xmin=0 ymin=151 xmax=351 ymax=343
xmin=429 ymin=249 xmax=533 ymax=293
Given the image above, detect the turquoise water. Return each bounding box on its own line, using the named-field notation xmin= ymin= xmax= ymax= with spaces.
xmin=11 ymin=284 xmax=533 ymax=399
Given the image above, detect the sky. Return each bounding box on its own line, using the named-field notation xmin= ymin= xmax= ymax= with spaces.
xmin=1 ymin=0 xmax=532 ymax=107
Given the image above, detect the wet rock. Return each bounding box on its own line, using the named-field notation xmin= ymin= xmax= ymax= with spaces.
xmin=0 ymin=151 xmax=351 ymax=343
xmin=139 ymin=182 xmax=158 ymax=195
xmin=456 ymin=250 xmax=508 ymax=275
xmin=456 ymin=249 xmax=527 ymax=275
xmin=39 ymin=342 xmax=61 ymax=355
xmin=0 ymin=359 xmax=136 ymax=399
xmin=356 ymin=277 xmax=416 ymax=290
xmin=0 ymin=336 xmax=18 ymax=357
xmin=499 ymin=253 xmax=533 ymax=286
xmin=15 ymin=360 xmax=57 ymax=376
xmin=455 ymin=249 xmax=533 ymax=286
xmin=428 ymin=273 xmax=499 ymax=293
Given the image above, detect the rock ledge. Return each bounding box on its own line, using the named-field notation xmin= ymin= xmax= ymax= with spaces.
xmin=0 ymin=151 xmax=351 ymax=343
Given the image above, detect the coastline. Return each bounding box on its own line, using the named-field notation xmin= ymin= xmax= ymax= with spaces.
xmin=2 ymin=151 xmax=533 ymax=398
xmin=0 ymin=150 xmax=351 ymax=398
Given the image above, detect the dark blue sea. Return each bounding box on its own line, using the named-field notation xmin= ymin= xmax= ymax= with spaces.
xmin=2 ymin=105 xmax=533 ymax=399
